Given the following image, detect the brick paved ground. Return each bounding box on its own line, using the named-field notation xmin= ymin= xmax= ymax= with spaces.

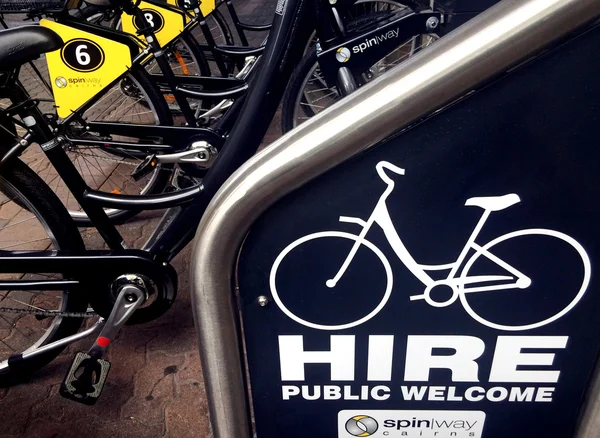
xmin=0 ymin=0 xmax=277 ymax=436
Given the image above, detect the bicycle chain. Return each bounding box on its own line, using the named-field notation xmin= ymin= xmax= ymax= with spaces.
xmin=0 ymin=307 xmax=98 ymax=318
xmin=74 ymin=150 xmax=138 ymax=167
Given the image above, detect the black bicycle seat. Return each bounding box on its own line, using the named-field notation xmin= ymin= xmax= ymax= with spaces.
xmin=0 ymin=26 xmax=63 ymax=72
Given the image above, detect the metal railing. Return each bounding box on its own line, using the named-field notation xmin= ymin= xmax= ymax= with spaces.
xmin=189 ymin=0 xmax=600 ymax=436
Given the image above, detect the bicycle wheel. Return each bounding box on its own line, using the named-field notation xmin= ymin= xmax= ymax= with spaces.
xmin=269 ymin=231 xmax=393 ymax=330
xmin=281 ymin=3 xmax=438 ymax=132
xmin=20 ymin=66 xmax=175 ymax=226
xmin=0 ymin=158 xmax=88 ymax=383
xmin=459 ymin=229 xmax=591 ymax=331
xmin=110 ymin=11 xmax=212 ymax=114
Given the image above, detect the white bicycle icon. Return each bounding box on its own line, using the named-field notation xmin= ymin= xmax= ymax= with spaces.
xmin=270 ymin=161 xmax=591 ymax=331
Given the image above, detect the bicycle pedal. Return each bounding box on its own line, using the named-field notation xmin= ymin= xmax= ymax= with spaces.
xmin=131 ymin=154 xmax=157 ymax=181
xmin=59 ymin=352 xmax=111 ymax=406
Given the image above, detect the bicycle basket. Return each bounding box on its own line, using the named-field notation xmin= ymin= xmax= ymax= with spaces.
xmin=0 ymin=0 xmax=81 ymax=14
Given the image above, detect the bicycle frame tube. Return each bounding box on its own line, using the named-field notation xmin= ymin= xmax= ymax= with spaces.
xmin=461 ymin=242 xmax=528 ymax=290
xmin=144 ymin=0 xmax=316 ymax=260
xmin=374 ymin=192 xmax=530 ymax=294
xmin=4 ymin=0 xmax=314 ymax=257
xmin=0 ymin=83 xmax=127 ymax=249
xmin=446 ymin=209 xmax=490 ymax=278
xmin=372 ymin=201 xmax=526 ymax=296
xmin=329 ymin=172 xmax=435 ymax=287
xmin=133 ymin=7 xmax=199 ymax=123
xmin=372 ymin=201 xmax=435 ymax=285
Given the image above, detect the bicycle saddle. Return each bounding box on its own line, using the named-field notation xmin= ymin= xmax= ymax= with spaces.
xmin=465 ymin=193 xmax=521 ymax=211
xmin=0 ymin=26 xmax=63 ymax=72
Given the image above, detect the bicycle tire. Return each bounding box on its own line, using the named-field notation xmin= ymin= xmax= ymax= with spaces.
xmin=212 ymin=9 xmax=236 ymax=75
xmin=68 ymin=65 xmax=175 ymax=226
xmin=179 ymin=30 xmax=212 ymax=79
xmin=270 ymin=231 xmax=393 ymax=330
xmin=211 ymin=9 xmax=234 ymax=47
xmin=281 ymin=45 xmax=319 ymax=133
xmin=0 ymin=158 xmax=87 ymax=384
xmin=459 ymin=229 xmax=591 ymax=331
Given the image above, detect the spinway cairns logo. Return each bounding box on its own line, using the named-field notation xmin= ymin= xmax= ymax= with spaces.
xmin=55 ymin=77 xmax=67 ymax=88
xmin=336 ymin=47 xmax=351 ymax=63
xmin=339 ymin=410 xmax=486 ymax=437
xmin=345 ymin=415 xmax=378 ymax=436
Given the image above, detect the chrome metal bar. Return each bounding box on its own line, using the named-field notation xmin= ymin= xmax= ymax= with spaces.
xmin=576 ymin=361 xmax=600 ymax=437
xmin=190 ymin=1 xmax=600 ymax=437
xmin=196 ymin=99 xmax=233 ymax=121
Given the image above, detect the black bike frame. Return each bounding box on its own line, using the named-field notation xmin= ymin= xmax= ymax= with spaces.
xmin=0 ymin=0 xmax=315 ymax=267
xmin=0 ymin=0 xmax=449 ymax=289
xmin=317 ymin=9 xmax=442 ymax=85
xmin=6 ymin=0 xmax=441 ymax=153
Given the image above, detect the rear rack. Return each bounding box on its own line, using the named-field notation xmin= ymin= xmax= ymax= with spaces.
xmin=0 ymin=0 xmax=81 ymax=14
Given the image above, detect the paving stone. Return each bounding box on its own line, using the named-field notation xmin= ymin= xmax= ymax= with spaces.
xmin=163 ymin=378 xmax=210 ymax=438
xmin=120 ymin=351 xmax=187 ymax=425
xmin=176 ymin=351 xmax=204 ymax=388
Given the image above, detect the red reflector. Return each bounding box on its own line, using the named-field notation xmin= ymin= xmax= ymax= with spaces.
xmin=97 ymin=337 xmax=111 ymax=348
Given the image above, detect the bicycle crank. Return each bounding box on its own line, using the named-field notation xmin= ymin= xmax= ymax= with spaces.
xmin=131 ymin=141 xmax=219 ymax=182
xmin=60 ymin=278 xmax=147 ymax=405
xmin=154 ymin=140 xmax=218 ymax=167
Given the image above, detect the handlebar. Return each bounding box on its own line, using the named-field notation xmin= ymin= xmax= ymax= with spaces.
xmin=376 ymin=161 xmax=405 ymax=185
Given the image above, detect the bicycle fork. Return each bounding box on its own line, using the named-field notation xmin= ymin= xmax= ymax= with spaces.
xmin=327 ymin=204 xmax=383 ymax=288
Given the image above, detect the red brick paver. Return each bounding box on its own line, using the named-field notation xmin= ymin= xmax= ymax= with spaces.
xmin=0 ymin=246 xmax=211 ymax=438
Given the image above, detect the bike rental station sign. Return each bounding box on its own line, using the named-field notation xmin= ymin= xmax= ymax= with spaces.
xmin=236 ymin=21 xmax=600 ymax=438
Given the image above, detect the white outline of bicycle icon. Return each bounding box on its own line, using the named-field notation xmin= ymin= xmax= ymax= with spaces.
xmin=269 ymin=161 xmax=591 ymax=331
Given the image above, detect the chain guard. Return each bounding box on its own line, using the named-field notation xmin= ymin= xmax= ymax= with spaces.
xmin=83 ymin=254 xmax=178 ymax=325
xmin=0 ymin=250 xmax=178 ymax=325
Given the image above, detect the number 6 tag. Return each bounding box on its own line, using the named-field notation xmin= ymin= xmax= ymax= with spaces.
xmin=75 ymin=44 xmax=91 ymax=66
xmin=41 ymin=19 xmax=134 ymax=118
xmin=61 ymin=39 xmax=105 ymax=72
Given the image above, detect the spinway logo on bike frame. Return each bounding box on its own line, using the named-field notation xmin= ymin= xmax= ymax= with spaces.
xmin=269 ymin=161 xmax=591 ymax=331
xmin=352 ymin=28 xmax=400 ymax=54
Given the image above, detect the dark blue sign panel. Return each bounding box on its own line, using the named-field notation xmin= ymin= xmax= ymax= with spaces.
xmin=237 ymin=23 xmax=600 ymax=438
